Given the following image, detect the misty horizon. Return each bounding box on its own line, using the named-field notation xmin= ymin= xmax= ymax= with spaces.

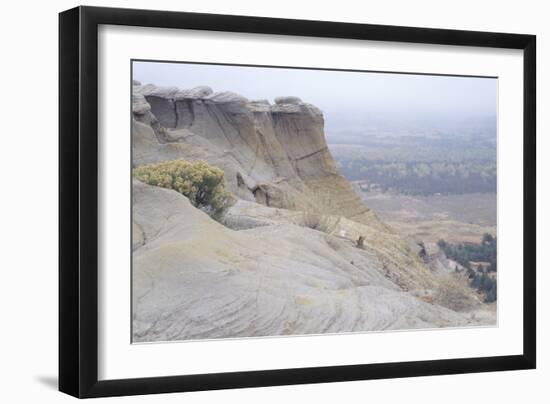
xmin=133 ymin=60 xmax=497 ymax=135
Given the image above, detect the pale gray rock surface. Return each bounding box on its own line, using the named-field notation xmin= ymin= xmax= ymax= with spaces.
xmin=130 ymin=84 xmax=495 ymax=342
xmin=132 ymin=181 xmax=488 ymax=342
xmin=132 ymin=83 xmax=384 ymax=228
xmin=175 ymin=85 xmax=213 ymax=100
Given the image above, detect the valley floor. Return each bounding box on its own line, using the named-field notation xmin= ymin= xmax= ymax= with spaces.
xmin=355 ymin=187 xmax=497 ymax=244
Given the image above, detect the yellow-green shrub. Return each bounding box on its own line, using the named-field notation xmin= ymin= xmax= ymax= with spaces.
xmin=134 ymin=160 xmax=233 ymax=219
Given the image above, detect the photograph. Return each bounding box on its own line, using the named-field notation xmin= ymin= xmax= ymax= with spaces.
xmin=1 ymin=1 xmax=542 ymax=401
xmin=131 ymin=61 xmax=498 ymax=343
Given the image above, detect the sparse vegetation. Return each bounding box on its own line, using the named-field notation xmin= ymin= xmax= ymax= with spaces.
xmin=434 ymin=275 xmax=478 ymax=312
xmin=133 ymin=159 xmax=233 ymax=219
xmin=302 ymin=211 xmax=330 ymax=232
xmin=300 ymin=189 xmax=338 ymax=233
xmin=437 ymin=234 xmax=497 ymax=302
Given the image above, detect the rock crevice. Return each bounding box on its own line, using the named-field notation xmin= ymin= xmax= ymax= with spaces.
xmin=132 ymin=83 xmax=382 ymax=228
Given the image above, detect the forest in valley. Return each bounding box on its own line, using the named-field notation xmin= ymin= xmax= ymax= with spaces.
xmin=330 ymin=133 xmax=496 ymax=195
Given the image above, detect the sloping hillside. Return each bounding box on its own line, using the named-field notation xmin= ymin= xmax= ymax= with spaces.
xmin=131 ymin=83 xmax=495 ymax=342
xmin=132 ymin=181 xmax=487 ymax=342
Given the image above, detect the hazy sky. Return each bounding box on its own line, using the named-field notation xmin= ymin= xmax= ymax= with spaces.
xmin=133 ymin=61 xmax=497 ymax=132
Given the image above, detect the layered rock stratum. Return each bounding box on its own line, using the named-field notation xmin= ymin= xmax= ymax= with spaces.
xmin=131 ymin=83 xmax=495 ymax=342
xmin=132 ymin=83 xmax=384 ymax=229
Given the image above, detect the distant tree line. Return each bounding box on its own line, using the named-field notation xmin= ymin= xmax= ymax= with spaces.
xmin=437 ymin=234 xmax=497 ymax=302
xmin=330 ymin=134 xmax=497 ymax=195
xmin=338 ymin=159 xmax=496 ymax=195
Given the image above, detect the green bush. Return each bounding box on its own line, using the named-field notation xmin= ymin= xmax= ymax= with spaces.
xmin=134 ymin=159 xmax=233 ymax=219
xmin=437 ymin=233 xmax=497 ymax=272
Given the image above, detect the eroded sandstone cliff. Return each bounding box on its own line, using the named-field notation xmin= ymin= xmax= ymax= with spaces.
xmin=131 ymin=83 xmax=494 ymax=342
xmin=133 ymin=83 xmax=384 ymax=229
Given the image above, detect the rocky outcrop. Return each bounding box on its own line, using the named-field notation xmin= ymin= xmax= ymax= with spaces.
xmin=133 ymin=181 xmax=486 ymax=342
xmin=131 ymin=83 xmax=494 ymax=342
xmin=132 ymin=83 xmax=385 ymax=229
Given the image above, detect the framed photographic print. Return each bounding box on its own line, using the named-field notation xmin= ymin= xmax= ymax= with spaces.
xmin=59 ymin=6 xmax=536 ymax=398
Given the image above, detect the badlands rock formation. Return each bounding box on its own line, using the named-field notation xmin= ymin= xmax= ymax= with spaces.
xmin=131 ymin=83 xmax=494 ymax=342
xmin=132 ymin=83 xmax=384 ymax=229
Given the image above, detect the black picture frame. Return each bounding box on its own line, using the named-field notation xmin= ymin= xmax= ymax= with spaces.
xmin=59 ymin=5 xmax=536 ymax=398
